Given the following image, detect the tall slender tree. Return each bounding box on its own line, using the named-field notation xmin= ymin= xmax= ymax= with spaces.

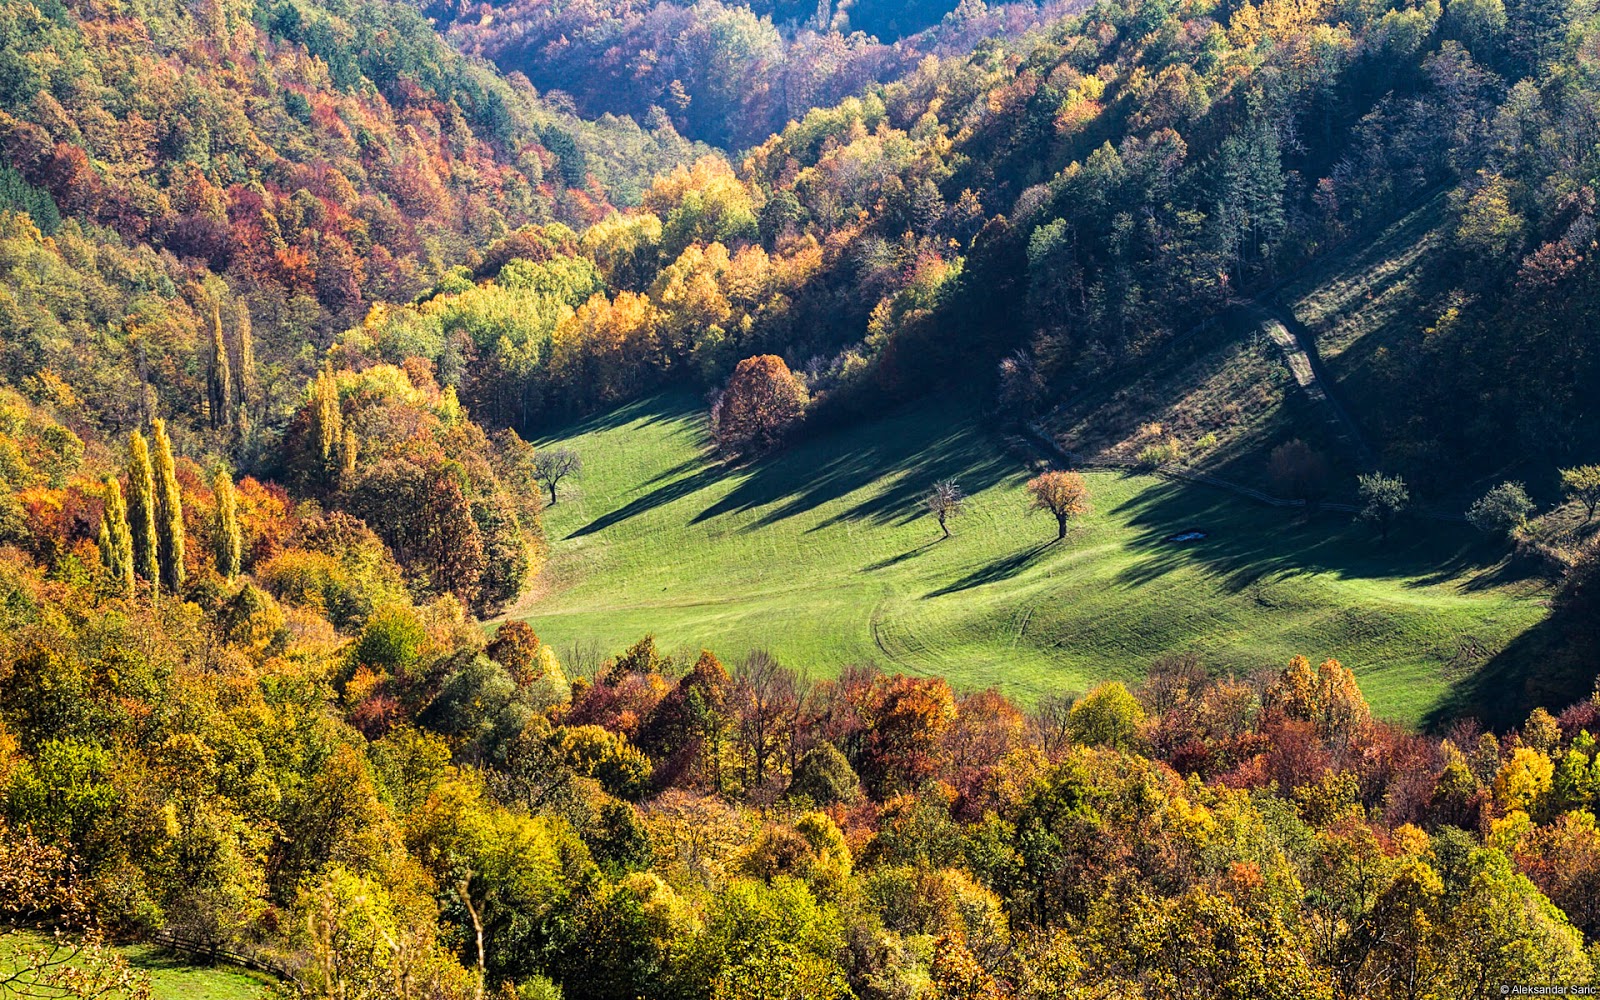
xmin=100 ymin=474 xmax=135 ymax=597
xmin=126 ymin=430 xmax=159 ymax=584
xmin=207 ymin=304 xmax=232 ymax=432
xmin=212 ymin=470 xmax=241 ymax=580
xmin=339 ymin=427 xmax=359 ymax=481
xmin=232 ymin=302 xmax=254 ymax=423
xmin=309 ymin=366 xmax=346 ymax=487
xmin=151 ymin=418 xmax=186 ymax=591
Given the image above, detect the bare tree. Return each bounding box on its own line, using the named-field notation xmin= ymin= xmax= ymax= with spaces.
xmin=533 ymin=447 xmax=582 ymax=505
xmin=925 ymin=480 xmax=966 ymax=538
xmin=1030 ymin=691 xmax=1079 ymax=757
xmin=732 ymin=650 xmax=802 ymax=794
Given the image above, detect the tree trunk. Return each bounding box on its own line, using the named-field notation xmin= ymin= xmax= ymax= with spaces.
xmin=457 ymin=881 xmax=485 ymax=1000
xmin=549 ymin=482 xmax=558 ymax=506
xmin=1056 ymin=514 xmax=1067 ymax=539
xmin=939 ymin=512 xmax=949 ymax=538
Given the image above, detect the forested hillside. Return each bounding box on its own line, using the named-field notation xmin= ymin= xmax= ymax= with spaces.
xmin=5 ymin=0 xmax=1600 ymax=990
xmin=0 ymin=0 xmax=697 ymax=446
xmin=370 ymin=0 xmax=1600 ymax=500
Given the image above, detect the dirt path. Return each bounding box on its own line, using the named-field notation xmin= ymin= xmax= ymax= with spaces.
xmin=1252 ymin=304 xmax=1378 ymax=470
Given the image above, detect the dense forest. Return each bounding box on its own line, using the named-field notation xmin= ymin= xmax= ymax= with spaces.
xmin=4 ymin=0 xmax=1600 ymax=990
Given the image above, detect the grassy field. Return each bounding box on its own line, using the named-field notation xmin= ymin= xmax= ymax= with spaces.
xmin=517 ymin=391 xmax=1550 ymax=725
xmin=0 ymin=931 xmax=275 ymax=1000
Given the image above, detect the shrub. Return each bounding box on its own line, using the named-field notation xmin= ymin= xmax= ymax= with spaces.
xmin=1468 ymin=481 xmax=1535 ymax=538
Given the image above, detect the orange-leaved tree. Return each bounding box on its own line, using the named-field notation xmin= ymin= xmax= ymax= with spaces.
xmin=1026 ymin=470 xmax=1090 ymax=540
xmin=713 ymin=355 xmax=808 ymax=456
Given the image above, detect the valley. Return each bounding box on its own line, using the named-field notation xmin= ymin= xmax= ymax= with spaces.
xmin=521 ymin=391 xmax=1548 ymax=723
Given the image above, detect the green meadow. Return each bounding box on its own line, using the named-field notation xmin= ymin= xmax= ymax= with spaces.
xmin=0 ymin=932 xmax=275 ymax=1000
xmin=518 ymin=392 xmax=1549 ymax=724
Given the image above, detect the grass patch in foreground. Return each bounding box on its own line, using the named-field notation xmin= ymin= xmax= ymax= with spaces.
xmin=0 ymin=930 xmax=276 ymax=1000
xmin=519 ymin=392 xmax=1548 ymax=725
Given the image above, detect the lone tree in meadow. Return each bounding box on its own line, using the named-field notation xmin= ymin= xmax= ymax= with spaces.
xmin=712 ymin=354 xmax=808 ymax=456
xmin=1026 ymin=470 xmax=1090 ymax=540
xmin=1356 ymin=472 xmax=1409 ymax=541
xmin=1560 ymin=465 xmax=1600 ymax=521
xmin=925 ymin=480 xmax=966 ymax=538
xmin=534 ymin=448 xmax=582 ymax=505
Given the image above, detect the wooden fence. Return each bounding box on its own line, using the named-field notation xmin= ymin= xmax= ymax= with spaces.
xmin=145 ymin=928 xmax=298 ymax=985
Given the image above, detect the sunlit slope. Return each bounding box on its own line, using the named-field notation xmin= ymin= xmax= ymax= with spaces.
xmin=518 ymin=392 xmax=1547 ymax=723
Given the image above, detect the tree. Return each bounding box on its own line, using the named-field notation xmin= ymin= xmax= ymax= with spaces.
xmin=486 ymin=621 xmax=543 ymax=684
xmin=925 ymin=480 xmax=965 ymax=538
xmin=308 ymin=366 xmax=345 ymax=486
xmin=928 ymin=935 xmax=998 ymax=1000
xmin=713 ymin=355 xmax=808 ymax=456
xmin=1269 ymin=439 xmax=1331 ymax=506
xmin=99 ymin=474 xmax=134 ymax=597
xmin=533 ymin=448 xmax=582 ymax=505
xmin=1560 ymin=465 xmax=1600 ymax=521
xmin=858 ymin=674 xmax=957 ymax=796
xmin=212 ymin=470 xmax=241 ymax=580
xmin=1357 ymin=472 xmax=1409 ymax=541
xmin=1494 ymin=747 xmax=1554 ymax=816
xmin=788 ymin=744 xmax=860 ymax=805
xmin=1467 ymin=481 xmax=1534 ymax=538
xmin=420 ymin=465 xmax=486 ymax=607
xmin=1026 ymin=471 xmax=1090 ymax=540
xmin=206 ymin=304 xmax=232 ymax=432
xmin=125 ymin=430 xmax=159 ymax=584
xmin=232 ymin=301 xmax=254 ymax=432
xmin=1066 ymin=682 xmax=1145 ymax=750
xmin=0 ymin=820 xmax=152 ymax=1000
xmin=150 ymin=418 xmax=185 ymax=592
xmin=732 ymin=650 xmax=801 ymax=793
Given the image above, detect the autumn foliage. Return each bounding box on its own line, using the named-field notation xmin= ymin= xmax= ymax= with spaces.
xmin=1025 ymin=470 xmax=1090 ymax=540
xmin=712 ymin=355 xmax=810 ymax=456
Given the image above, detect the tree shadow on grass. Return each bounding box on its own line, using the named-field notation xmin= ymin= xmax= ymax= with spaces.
xmin=1421 ymin=612 xmax=1594 ymax=731
xmin=861 ymin=540 xmax=940 ymax=572
xmin=561 ymin=392 xmax=1019 ymax=540
xmin=924 ymin=542 xmax=1055 ymax=598
xmin=1104 ymin=477 xmax=1513 ymax=596
xmin=566 ymin=465 xmax=727 ymax=538
xmin=692 ymin=406 xmax=1020 ymax=533
xmin=532 ymin=390 xmax=706 ymax=445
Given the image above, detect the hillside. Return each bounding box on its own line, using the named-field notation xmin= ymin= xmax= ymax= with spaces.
xmin=521 ymin=391 xmax=1549 ymax=723
xmin=7 ymin=0 xmax=1600 ymax=987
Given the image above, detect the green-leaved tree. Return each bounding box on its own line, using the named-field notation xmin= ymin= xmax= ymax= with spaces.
xmin=151 ymin=418 xmax=185 ymax=592
xmin=213 ymin=470 xmax=241 ymax=580
xmin=126 ymin=430 xmax=159 ymax=584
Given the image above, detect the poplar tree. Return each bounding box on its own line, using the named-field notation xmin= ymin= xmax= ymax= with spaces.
xmin=126 ymin=429 xmax=160 ymax=583
xmin=233 ymin=302 xmax=254 ymax=434
xmin=212 ymin=469 xmax=241 ymax=580
xmin=207 ymin=304 xmax=233 ymax=432
xmin=339 ymin=427 xmax=359 ymax=481
xmin=309 ymin=366 xmax=345 ymax=483
xmin=151 ymin=418 xmax=186 ymax=591
xmin=100 ymin=474 xmax=135 ymax=597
